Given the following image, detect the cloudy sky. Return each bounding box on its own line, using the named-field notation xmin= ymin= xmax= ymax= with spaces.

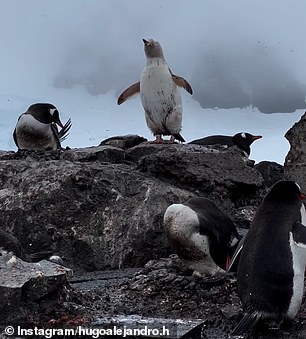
xmin=0 ymin=0 xmax=305 ymax=163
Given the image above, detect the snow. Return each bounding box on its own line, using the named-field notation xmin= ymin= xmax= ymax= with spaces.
xmin=0 ymin=0 xmax=305 ymax=165
xmin=0 ymin=86 xmax=303 ymax=165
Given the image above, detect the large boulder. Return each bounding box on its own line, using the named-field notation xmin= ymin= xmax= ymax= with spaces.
xmin=0 ymin=136 xmax=265 ymax=273
xmin=136 ymin=143 xmax=264 ymax=207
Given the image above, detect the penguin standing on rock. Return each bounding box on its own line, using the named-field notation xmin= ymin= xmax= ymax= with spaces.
xmin=189 ymin=132 xmax=262 ymax=157
xmin=118 ymin=39 xmax=193 ymax=144
xmin=233 ymin=180 xmax=306 ymax=336
xmin=13 ymin=103 xmax=71 ymax=151
xmin=163 ymin=197 xmax=241 ymax=275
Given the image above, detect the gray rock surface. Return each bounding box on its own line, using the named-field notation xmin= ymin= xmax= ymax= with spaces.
xmin=0 ymin=250 xmax=72 ymax=325
xmin=0 ymin=128 xmax=303 ymax=335
xmin=137 ymin=144 xmax=264 ymax=206
xmin=0 ymin=135 xmax=265 ymax=275
xmin=254 ymin=161 xmax=284 ymax=187
xmin=285 ymin=111 xmax=306 ymax=190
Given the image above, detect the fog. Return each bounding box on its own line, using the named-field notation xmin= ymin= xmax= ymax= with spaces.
xmin=1 ymin=0 xmax=305 ymax=113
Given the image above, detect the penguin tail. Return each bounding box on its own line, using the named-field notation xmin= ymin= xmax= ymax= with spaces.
xmin=173 ymin=133 xmax=185 ymax=143
xmin=58 ymin=118 xmax=72 ymax=142
xmin=232 ymin=312 xmax=261 ymax=336
xmin=27 ymin=250 xmax=54 ymax=262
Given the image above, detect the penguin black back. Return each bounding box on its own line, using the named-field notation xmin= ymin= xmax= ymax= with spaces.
xmin=233 ymin=180 xmax=306 ymax=335
xmin=189 ymin=132 xmax=262 ymax=156
xmin=184 ymin=197 xmax=240 ymax=270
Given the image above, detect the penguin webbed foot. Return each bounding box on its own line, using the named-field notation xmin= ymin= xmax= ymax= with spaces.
xmin=153 ymin=135 xmax=164 ymax=144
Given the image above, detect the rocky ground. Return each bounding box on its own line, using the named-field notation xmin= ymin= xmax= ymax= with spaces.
xmin=74 ymin=257 xmax=306 ymax=339
xmin=1 ymin=111 xmax=306 ymax=338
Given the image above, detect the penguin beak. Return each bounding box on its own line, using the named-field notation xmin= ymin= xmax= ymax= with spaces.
xmin=300 ymin=193 xmax=306 ymax=200
xmin=143 ymin=39 xmax=150 ymax=46
xmin=251 ymin=135 xmax=262 ymax=141
xmin=54 ymin=116 xmax=64 ymax=129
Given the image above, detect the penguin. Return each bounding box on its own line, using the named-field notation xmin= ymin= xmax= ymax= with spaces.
xmin=117 ymin=39 xmax=193 ymax=144
xmin=189 ymin=132 xmax=262 ymax=156
xmin=13 ymin=103 xmax=72 ymax=151
xmin=0 ymin=228 xmax=55 ymax=263
xmin=163 ymin=197 xmax=241 ymax=275
xmin=232 ymin=180 xmax=306 ymax=336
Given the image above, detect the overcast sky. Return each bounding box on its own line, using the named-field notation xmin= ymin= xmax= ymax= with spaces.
xmin=0 ymin=1 xmax=305 ymax=163
xmin=1 ymin=0 xmax=305 ymax=112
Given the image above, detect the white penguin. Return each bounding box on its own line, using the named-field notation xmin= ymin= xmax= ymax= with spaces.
xmin=117 ymin=39 xmax=192 ymax=143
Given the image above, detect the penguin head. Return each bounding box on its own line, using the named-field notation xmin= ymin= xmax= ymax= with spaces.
xmin=232 ymin=132 xmax=262 ymax=155
xmin=143 ymin=39 xmax=164 ymax=59
xmin=266 ymin=180 xmax=305 ymax=202
xmin=27 ymin=103 xmax=64 ymax=127
xmin=234 ymin=132 xmax=262 ymax=146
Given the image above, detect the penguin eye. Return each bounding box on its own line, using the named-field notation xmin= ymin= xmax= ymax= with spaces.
xmin=49 ymin=108 xmax=58 ymax=116
xmin=241 ymin=133 xmax=246 ymax=138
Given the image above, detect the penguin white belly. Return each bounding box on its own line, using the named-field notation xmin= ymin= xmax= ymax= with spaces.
xmin=140 ymin=60 xmax=182 ymax=135
xmin=287 ymin=205 xmax=306 ymax=318
xmin=16 ymin=114 xmax=57 ymax=150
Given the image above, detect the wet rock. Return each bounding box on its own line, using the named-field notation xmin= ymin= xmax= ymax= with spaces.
xmin=0 ymin=250 xmax=72 ymax=325
xmin=255 ymin=161 xmax=284 ymax=187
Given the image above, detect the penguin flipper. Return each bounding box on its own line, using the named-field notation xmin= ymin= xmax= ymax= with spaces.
xmin=227 ymin=236 xmax=244 ymax=272
xmin=117 ymin=82 xmax=140 ymax=105
xmin=13 ymin=128 xmax=19 ymax=149
xmin=232 ymin=312 xmax=261 ymax=336
xmin=171 ymin=73 xmax=193 ymax=95
xmin=292 ymin=220 xmax=306 ymax=247
xmin=58 ymin=118 xmax=72 ymax=142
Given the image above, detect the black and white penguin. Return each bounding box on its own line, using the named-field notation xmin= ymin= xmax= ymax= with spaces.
xmin=232 ymin=180 xmax=306 ymax=336
xmin=0 ymin=228 xmax=58 ymax=263
xmin=189 ymin=132 xmax=262 ymax=156
xmin=163 ymin=197 xmax=241 ymax=275
xmin=117 ymin=39 xmax=193 ymax=144
xmin=13 ymin=103 xmax=71 ymax=151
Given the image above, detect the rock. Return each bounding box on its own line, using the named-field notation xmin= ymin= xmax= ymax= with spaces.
xmin=0 ymin=151 xmax=193 ymax=273
xmin=0 ymin=250 xmax=72 ymax=325
xmin=137 ymin=144 xmax=264 ymax=206
xmin=232 ymin=205 xmax=258 ymax=230
xmin=284 ymin=112 xmax=306 ymax=190
xmin=61 ymin=145 xmax=125 ymax=163
xmin=0 ymin=228 xmax=54 ymax=262
xmin=254 ymin=161 xmax=284 ymax=187
xmin=0 ymin=136 xmax=265 ymax=275
xmin=126 ymin=143 xmax=169 ymax=163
